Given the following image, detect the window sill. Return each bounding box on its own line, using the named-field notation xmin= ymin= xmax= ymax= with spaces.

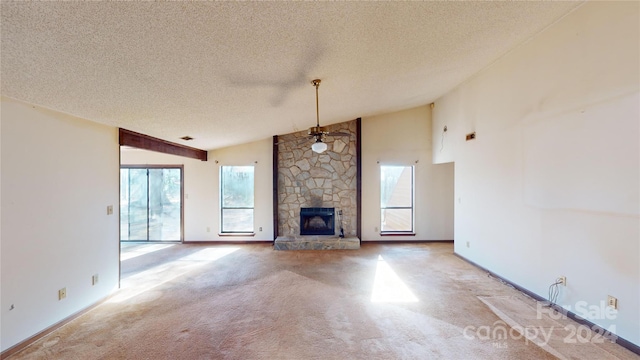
xmin=218 ymin=232 xmax=256 ymax=237
xmin=380 ymin=232 xmax=416 ymax=236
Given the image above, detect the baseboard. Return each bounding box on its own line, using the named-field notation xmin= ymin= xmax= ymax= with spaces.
xmin=454 ymin=252 xmax=640 ymax=356
xmin=182 ymin=240 xmax=273 ymax=245
xmin=183 ymin=240 xmax=452 ymax=245
xmin=0 ymin=294 xmax=112 ymax=359
xmin=361 ymin=239 xmax=454 ymax=244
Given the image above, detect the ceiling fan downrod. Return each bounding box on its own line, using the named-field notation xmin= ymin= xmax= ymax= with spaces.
xmin=312 ymin=79 xmax=321 ymax=128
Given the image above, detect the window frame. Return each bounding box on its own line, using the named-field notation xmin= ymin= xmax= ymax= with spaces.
xmin=219 ymin=165 xmax=255 ymax=234
xmin=380 ymin=165 xmax=415 ymax=235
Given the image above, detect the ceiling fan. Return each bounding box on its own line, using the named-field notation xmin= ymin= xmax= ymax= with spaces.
xmin=307 ymin=79 xmax=350 ymax=153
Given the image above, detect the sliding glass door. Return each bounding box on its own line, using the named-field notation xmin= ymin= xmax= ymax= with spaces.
xmin=120 ymin=166 xmax=183 ymax=242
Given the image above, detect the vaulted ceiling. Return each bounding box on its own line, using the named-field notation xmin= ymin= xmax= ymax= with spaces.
xmin=1 ymin=1 xmax=582 ymax=150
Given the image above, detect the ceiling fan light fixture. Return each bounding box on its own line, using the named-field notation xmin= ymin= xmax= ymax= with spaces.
xmin=311 ymin=139 xmax=328 ymax=153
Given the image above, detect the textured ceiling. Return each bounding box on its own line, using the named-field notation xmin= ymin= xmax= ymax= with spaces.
xmin=1 ymin=1 xmax=582 ymax=150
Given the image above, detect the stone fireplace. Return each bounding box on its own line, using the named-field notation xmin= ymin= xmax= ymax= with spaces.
xmin=273 ymin=119 xmax=360 ymax=250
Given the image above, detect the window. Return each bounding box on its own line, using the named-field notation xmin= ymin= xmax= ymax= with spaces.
xmin=220 ymin=166 xmax=254 ymax=233
xmin=380 ymin=165 xmax=414 ymax=233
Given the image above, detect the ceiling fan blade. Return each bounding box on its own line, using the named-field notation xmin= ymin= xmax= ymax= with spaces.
xmin=275 ymin=135 xmax=314 ymax=146
xmin=325 ymin=132 xmax=351 ymax=137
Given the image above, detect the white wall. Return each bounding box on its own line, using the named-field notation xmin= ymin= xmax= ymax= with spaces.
xmin=121 ymin=138 xmax=273 ymax=241
xmin=1 ymin=98 xmax=120 ymax=352
xmin=433 ymin=2 xmax=639 ymax=345
xmin=362 ymin=105 xmax=454 ymax=241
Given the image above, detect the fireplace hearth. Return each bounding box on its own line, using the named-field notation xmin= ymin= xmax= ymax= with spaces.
xmin=300 ymin=207 xmax=335 ymax=236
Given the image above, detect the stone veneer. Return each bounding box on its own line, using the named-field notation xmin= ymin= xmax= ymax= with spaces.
xmin=273 ymin=236 xmax=360 ymax=250
xmin=276 ymin=119 xmax=358 ymax=244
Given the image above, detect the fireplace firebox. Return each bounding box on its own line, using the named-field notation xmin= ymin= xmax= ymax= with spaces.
xmin=300 ymin=207 xmax=335 ymax=236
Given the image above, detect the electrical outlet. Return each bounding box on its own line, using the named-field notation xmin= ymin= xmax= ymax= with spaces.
xmin=92 ymin=274 xmax=99 ymax=286
xmin=106 ymin=205 xmax=113 ymax=215
xmin=259 ymin=227 xmax=263 ymax=232
xmin=607 ymin=295 xmax=618 ymax=310
xmin=206 ymin=227 xmax=211 ymax=233
xmin=466 ymin=241 xmax=470 ymax=248
xmin=58 ymin=288 xmax=67 ymax=300
xmin=558 ymin=276 xmax=566 ymax=286
xmin=374 ymin=227 xmax=378 ymax=232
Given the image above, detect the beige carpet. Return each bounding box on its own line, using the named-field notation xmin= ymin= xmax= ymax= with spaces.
xmin=7 ymin=243 xmax=637 ymax=359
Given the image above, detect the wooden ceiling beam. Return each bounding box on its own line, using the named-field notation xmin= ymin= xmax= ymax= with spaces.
xmin=119 ymin=128 xmax=208 ymax=161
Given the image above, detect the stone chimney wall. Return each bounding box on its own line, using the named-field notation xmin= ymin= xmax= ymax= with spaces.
xmin=277 ymin=119 xmax=358 ymax=238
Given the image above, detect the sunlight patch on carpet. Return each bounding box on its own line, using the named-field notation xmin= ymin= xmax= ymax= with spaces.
xmin=371 ymin=255 xmax=418 ymax=303
xmin=120 ymin=243 xmax=176 ymax=261
xmin=110 ymin=247 xmax=239 ymax=303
